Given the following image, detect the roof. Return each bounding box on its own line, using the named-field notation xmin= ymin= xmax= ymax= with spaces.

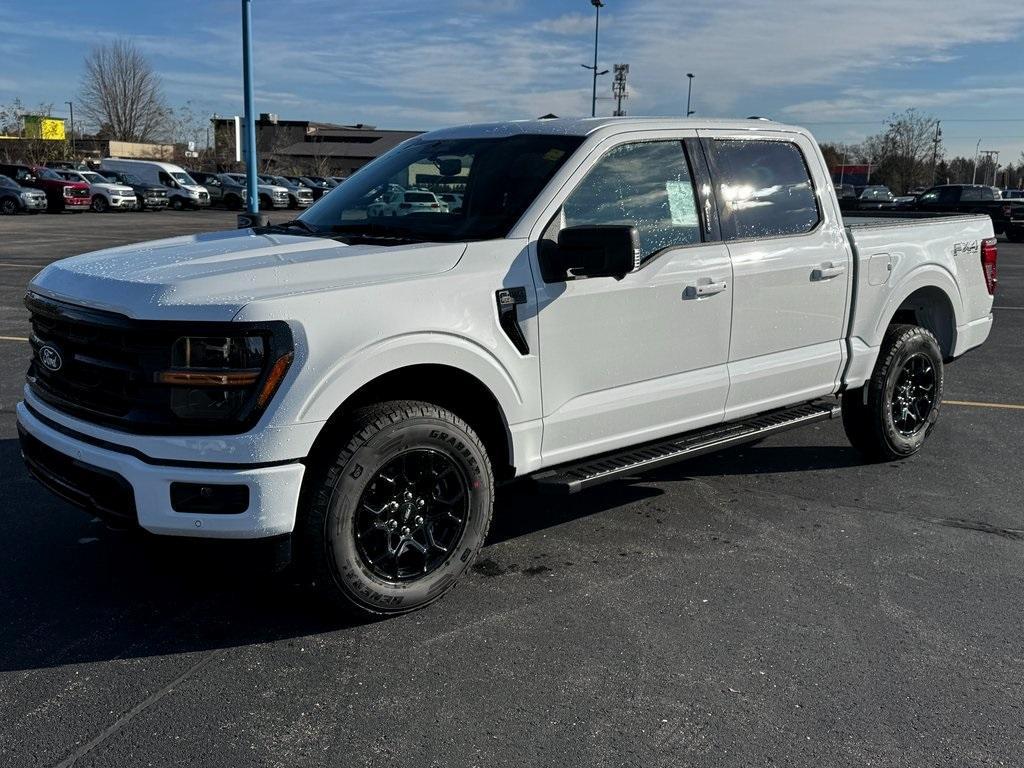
xmin=276 ymin=130 xmax=419 ymax=159
xmin=419 ymin=116 xmax=807 ymax=141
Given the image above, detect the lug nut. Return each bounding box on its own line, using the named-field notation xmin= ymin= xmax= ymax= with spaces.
xmin=401 ymin=526 xmax=411 ymax=535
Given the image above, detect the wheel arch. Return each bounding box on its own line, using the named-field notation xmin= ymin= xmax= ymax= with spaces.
xmin=303 ymin=362 xmax=517 ymax=482
xmin=875 ymin=269 xmax=963 ymax=360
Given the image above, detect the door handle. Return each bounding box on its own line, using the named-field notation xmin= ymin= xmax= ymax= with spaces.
xmin=811 ymin=263 xmax=846 ymax=281
xmin=683 ymin=280 xmax=728 ymax=299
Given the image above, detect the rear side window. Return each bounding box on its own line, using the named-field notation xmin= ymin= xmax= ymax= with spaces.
xmin=709 ymin=139 xmax=820 ymax=240
xmin=561 ymin=140 xmax=701 ymax=261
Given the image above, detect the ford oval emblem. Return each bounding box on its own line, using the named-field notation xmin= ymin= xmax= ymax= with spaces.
xmin=39 ymin=344 xmax=63 ymax=372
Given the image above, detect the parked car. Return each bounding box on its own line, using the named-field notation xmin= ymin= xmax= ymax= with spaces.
xmin=0 ymin=173 xmax=47 ymax=214
xmin=56 ymin=169 xmax=137 ymax=213
xmin=100 ymin=169 xmax=170 ymax=211
xmin=100 ymin=159 xmax=210 ymax=210
xmin=902 ymin=184 xmax=1024 ymax=241
xmin=328 ymin=176 xmax=348 ymax=187
xmin=223 ymin=173 xmax=289 ymax=209
xmin=367 ymin=188 xmax=445 ymax=217
xmin=437 ymin=192 xmax=464 ymax=212
xmin=1001 ymin=189 xmax=1024 ymax=200
xmin=839 ymin=185 xmax=898 ymax=212
xmin=260 ymin=175 xmax=314 ymax=208
xmin=17 ymin=117 xmax=996 ymax=616
xmin=188 ymin=170 xmax=247 ymax=210
xmin=288 ymin=176 xmax=332 ymax=200
xmin=0 ymin=163 xmax=90 ymax=212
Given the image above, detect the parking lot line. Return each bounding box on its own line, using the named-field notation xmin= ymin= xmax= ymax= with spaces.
xmin=946 ymin=399 xmax=1024 ymax=411
xmin=0 ymin=336 xmax=29 ymax=342
xmin=994 ymin=306 xmax=1023 ymax=310
xmin=0 ymin=263 xmax=42 ymax=269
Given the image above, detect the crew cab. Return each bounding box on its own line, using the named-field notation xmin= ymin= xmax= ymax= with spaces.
xmin=0 ymin=163 xmax=90 ymax=212
xmin=260 ymin=175 xmax=315 ymax=209
xmin=368 ymin=188 xmax=445 ymax=216
xmin=189 ymin=170 xmax=247 ymax=210
xmin=17 ymin=118 xmax=996 ymax=616
xmin=903 ymin=184 xmax=1024 ymax=241
xmin=56 ymin=169 xmax=137 ymax=213
xmin=223 ymin=173 xmax=289 ymax=209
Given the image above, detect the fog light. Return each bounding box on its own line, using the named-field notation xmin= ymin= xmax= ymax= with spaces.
xmin=170 ymin=482 xmax=249 ymax=514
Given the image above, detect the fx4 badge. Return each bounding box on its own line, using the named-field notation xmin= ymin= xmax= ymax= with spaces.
xmin=39 ymin=344 xmax=63 ymax=372
xmin=953 ymin=240 xmax=980 ymax=257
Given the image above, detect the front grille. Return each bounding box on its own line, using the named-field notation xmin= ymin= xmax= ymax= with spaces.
xmin=66 ymin=187 xmax=89 ymax=199
xmin=18 ymin=425 xmax=138 ymax=527
xmin=25 ymin=294 xmax=291 ymax=435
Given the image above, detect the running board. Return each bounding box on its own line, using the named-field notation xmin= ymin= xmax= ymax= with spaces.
xmin=532 ymin=400 xmax=841 ymax=495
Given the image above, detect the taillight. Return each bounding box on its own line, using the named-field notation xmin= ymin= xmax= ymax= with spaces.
xmin=981 ymin=237 xmax=998 ymax=295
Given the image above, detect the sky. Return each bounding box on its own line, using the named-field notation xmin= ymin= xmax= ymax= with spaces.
xmin=2 ymin=0 xmax=1023 ymax=162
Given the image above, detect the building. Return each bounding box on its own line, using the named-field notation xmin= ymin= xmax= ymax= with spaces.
xmin=212 ymin=114 xmax=421 ymax=176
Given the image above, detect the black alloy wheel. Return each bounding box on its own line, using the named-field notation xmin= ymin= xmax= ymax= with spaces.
xmin=353 ymin=449 xmax=470 ymax=581
xmin=889 ymin=353 xmax=936 ymax=436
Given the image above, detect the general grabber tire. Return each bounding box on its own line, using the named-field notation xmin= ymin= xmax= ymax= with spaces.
xmin=841 ymin=324 xmax=944 ymax=462
xmin=301 ymin=400 xmax=494 ymax=616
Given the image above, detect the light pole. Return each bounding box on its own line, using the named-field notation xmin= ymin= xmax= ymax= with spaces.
xmin=239 ymin=0 xmax=264 ymax=226
xmin=686 ymin=73 xmax=695 ymax=116
xmin=972 ymin=139 xmax=982 ymax=184
xmin=65 ymin=100 xmax=75 ymax=160
xmin=586 ymin=0 xmax=605 ymax=117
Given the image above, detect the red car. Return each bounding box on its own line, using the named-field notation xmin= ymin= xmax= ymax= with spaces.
xmin=0 ymin=163 xmax=90 ymax=212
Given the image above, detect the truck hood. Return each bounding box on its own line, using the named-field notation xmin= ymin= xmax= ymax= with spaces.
xmin=94 ymin=182 xmax=135 ymax=194
xmin=29 ymin=228 xmax=467 ymax=322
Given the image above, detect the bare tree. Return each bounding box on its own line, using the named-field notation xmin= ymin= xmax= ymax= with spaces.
xmin=79 ymin=40 xmax=167 ymax=142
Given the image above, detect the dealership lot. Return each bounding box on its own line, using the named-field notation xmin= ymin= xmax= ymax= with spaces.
xmin=1 ymin=213 xmax=1023 ymax=766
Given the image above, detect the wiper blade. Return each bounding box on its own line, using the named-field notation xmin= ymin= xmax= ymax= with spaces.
xmin=256 ymin=219 xmax=322 ymax=236
xmin=329 ymin=222 xmax=426 ymax=242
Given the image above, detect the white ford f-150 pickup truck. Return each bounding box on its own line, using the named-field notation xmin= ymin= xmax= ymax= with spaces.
xmin=17 ymin=117 xmax=996 ymax=615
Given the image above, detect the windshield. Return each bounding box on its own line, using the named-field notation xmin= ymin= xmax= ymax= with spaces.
xmin=120 ymin=173 xmax=142 ymax=185
xmin=298 ymin=134 xmax=582 ymax=242
xmin=37 ymin=168 xmax=61 ymax=180
xmin=171 ymin=171 xmax=196 ymax=186
xmin=81 ymin=172 xmax=109 ymax=184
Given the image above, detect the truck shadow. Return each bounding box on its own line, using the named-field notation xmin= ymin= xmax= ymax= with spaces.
xmin=0 ymin=435 xmax=855 ymax=673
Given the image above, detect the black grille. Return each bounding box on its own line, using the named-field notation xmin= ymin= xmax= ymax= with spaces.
xmin=25 ymin=294 xmax=292 ymax=435
xmin=18 ymin=425 xmax=138 ymax=527
xmin=65 ymin=187 xmax=89 ymax=199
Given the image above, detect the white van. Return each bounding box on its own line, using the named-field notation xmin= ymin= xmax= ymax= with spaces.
xmin=100 ymin=159 xmax=210 ymax=210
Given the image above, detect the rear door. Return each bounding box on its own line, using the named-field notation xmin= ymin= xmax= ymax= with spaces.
xmin=700 ymin=132 xmax=851 ymax=419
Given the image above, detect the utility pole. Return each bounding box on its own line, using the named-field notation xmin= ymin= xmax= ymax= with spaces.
xmin=612 ymin=64 xmax=629 ymax=116
xmin=686 ymin=73 xmax=695 ymax=116
xmin=584 ymin=0 xmax=606 ymax=117
xmin=65 ymin=101 xmax=75 ymax=160
xmin=930 ymin=120 xmax=941 ymax=185
xmin=972 ymin=139 xmax=982 ymax=184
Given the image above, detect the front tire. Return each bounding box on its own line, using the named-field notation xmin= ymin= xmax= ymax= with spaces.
xmin=170 ymin=197 xmax=184 ymax=210
xmin=91 ymin=195 xmax=108 ymax=213
xmin=842 ymin=324 xmax=944 ymax=462
xmin=300 ymin=400 xmax=494 ymax=616
xmin=0 ymin=198 xmax=18 ymax=215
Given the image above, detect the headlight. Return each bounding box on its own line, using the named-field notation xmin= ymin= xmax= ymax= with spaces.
xmin=20 ymin=191 xmax=31 ymax=199
xmin=156 ymin=334 xmax=293 ymax=422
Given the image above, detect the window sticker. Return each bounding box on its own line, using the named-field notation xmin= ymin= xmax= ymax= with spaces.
xmin=666 ymin=180 xmax=698 ymax=227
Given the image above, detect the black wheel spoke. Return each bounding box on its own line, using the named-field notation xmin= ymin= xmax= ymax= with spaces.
xmin=890 ymin=352 xmax=937 ymax=437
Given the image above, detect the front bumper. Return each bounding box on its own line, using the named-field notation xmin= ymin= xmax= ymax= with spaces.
xmin=22 ymin=196 xmax=47 ymax=211
xmin=142 ymin=195 xmax=169 ymax=209
xmin=64 ymin=197 xmax=90 ymax=208
xmin=16 ymin=401 xmax=306 ymax=539
xmin=110 ymin=195 xmax=137 ymax=209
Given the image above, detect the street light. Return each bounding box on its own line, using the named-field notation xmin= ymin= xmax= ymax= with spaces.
xmin=582 ymin=0 xmax=606 ymax=118
xmin=686 ymin=73 xmax=695 ymax=116
xmin=65 ymin=100 xmax=75 ymax=160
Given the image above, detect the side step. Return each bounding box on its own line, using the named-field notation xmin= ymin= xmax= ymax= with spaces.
xmin=532 ymin=400 xmax=841 ymax=495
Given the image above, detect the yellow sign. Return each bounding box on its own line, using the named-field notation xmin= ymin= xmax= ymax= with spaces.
xmin=24 ymin=115 xmax=66 ymax=141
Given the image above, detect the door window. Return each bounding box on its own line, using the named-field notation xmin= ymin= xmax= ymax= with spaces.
xmin=709 ymin=140 xmax=820 ymax=240
xmin=561 ymin=141 xmax=701 ymax=261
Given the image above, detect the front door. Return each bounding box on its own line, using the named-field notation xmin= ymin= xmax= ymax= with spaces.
xmin=531 ymin=136 xmax=733 ymax=466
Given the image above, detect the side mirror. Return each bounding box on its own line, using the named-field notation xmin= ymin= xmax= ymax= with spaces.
xmin=541 ymin=225 xmax=640 ymax=282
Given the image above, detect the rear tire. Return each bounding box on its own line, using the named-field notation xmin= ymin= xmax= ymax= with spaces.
xmin=842 ymin=324 xmax=943 ymax=462
xmin=299 ymin=400 xmax=494 ymax=616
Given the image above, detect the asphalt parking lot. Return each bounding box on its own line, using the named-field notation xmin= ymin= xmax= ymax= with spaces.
xmin=1 ymin=211 xmax=1023 ymax=767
